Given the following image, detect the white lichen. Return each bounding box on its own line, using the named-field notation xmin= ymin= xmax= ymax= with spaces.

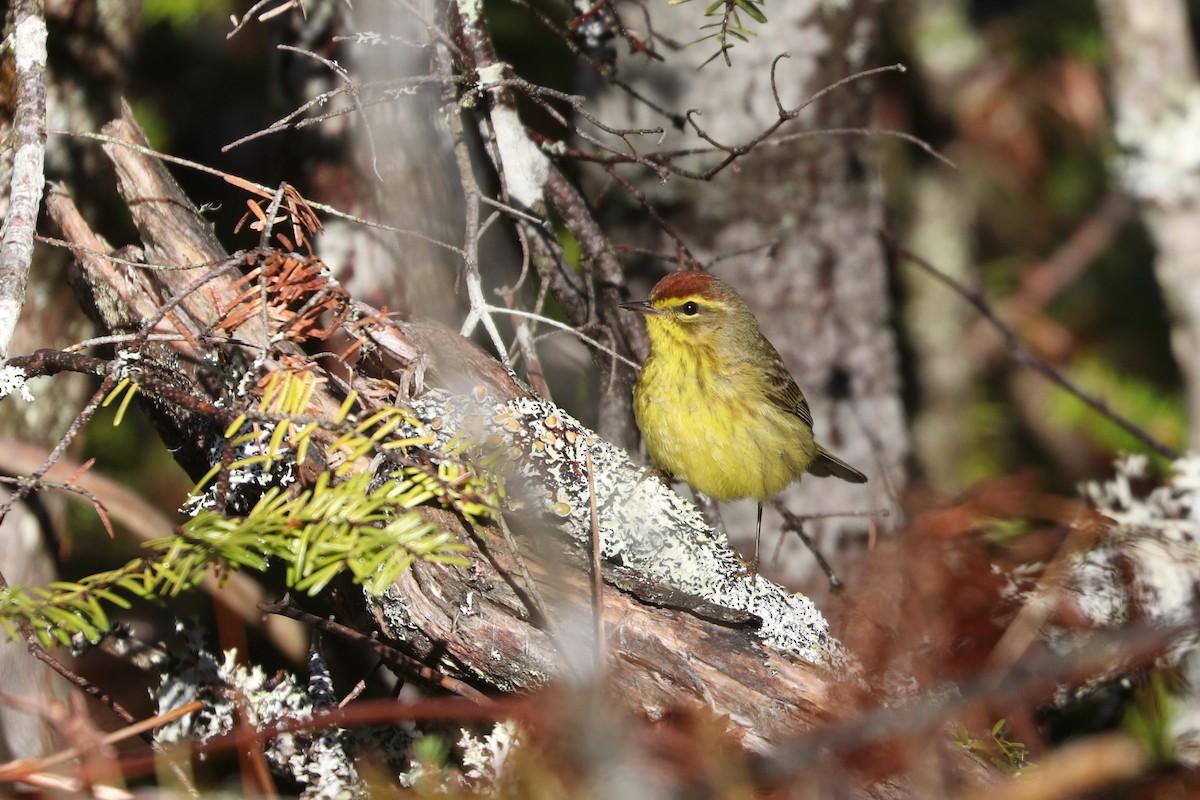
xmin=180 ymin=420 xmax=297 ymax=516
xmin=476 ymin=63 xmax=549 ymax=210
xmin=1115 ymin=88 xmax=1200 ymax=206
xmin=154 ymin=625 xmax=403 ymax=798
xmin=0 ymin=364 xmax=34 ymax=402
xmin=459 ymin=720 xmax=520 ymax=786
xmin=1067 ymin=455 xmax=1200 ymax=763
xmin=456 ymin=0 xmax=484 ymax=24
xmin=1078 ymin=454 xmax=1200 ymax=628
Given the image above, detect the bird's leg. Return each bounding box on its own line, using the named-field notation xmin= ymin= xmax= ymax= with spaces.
xmin=751 ymin=502 xmax=763 ymax=579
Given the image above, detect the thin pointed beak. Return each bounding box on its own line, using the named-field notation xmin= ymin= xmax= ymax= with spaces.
xmin=620 ymin=300 xmax=658 ymax=315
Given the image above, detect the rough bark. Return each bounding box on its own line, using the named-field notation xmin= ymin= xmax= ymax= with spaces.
xmin=1096 ymin=0 xmax=1200 ymax=450
xmin=0 ymin=486 xmax=59 ymax=762
xmin=0 ymin=0 xmax=127 ymax=763
xmin=309 ymin=2 xmax=465 ymax=321
xmin=449 ymin=0 xmax=648 ymax=449
xmin=893 ymin=0 xmax=983 ymax=495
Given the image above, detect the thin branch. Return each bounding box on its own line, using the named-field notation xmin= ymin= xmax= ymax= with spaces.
xmin=497 ymin=288 xmax=553 ymax=398
xmin=0 ymin=561 xmax=144 ymax=742
xmin=510 ymin=0 xmax=686 ymax=128
xmin=260 ymin=600 xmax=491 ymax=704
xmin=524 ymin=61 xmax=950 ymax=183
xmin=483 ymin=305 xmax=640 ymax=371
xmin=0 ymin=700 xmax=202 ymax=782
xmin=762 ymin=126 xmax=958 ymax=170
xmin=35 ymin=234 xmax=204 ymax=271
xmin=277 ymin=43 xmax=383 ymax=180
xmin=603 ymin=165 xmax=701 ymax=268
xmin=223 ymin=75 xmax=459 ymax=152
xmin=446 ymin=63 xmax=511 ymax=364
xmin=885 ymin=233 xmax=1182 ymax=461
xmin=0 ymin=374 xmax=114 ymax=524
xmin=48 ymin=129 xmax=465 ymax=258
xmin=770 ymin=499 xmax=843 ymax=591
xmin=227 ymin=0 xmax=303 ymax=40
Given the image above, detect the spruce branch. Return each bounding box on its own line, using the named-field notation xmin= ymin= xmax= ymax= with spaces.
xmin=0 ymin=466 xmax=483 ymax=646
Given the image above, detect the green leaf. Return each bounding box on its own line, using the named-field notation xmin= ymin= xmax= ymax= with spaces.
xmin=735 ymin=0 xmax=767 ymax=24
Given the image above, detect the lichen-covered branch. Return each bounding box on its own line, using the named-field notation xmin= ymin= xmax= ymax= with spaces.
xmin=0 ymin=0 xmax=48 ymax=359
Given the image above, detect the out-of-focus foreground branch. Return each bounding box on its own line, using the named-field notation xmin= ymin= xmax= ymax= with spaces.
xmin=1097 ymin=0 xmax=1200 ymax=451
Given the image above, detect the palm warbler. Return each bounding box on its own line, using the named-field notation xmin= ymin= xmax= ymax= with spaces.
xmin=621 ymin=271 xmax=867 ymax=570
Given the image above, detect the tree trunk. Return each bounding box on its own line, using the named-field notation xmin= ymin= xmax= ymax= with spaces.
xmin=1096 ymin=0 xmax=1200 ymax=450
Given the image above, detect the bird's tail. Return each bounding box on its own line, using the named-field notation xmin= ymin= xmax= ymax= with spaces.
xmin=808 ymin=446 xmax=868 ymax=484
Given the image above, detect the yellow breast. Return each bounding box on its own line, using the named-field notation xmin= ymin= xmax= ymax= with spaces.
xmin=633 ymin=345 xmax=816 ymax=502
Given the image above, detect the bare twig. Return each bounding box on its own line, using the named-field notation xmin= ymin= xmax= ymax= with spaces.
xmin=511 ymin=0 xmax=685 ymax=127
xmin=445 ymin=66 xmax=511 ymax=364
xmin=493 ymin=514 xmax=552 ymax=628
xmin=666 ymin=61 xmax=906 ymax=179
xmin=35 ymin=234 xmax=197 ymax=272
xmin=0 ymin=701 xmax=203 ymax=782
xmin=227 ymin=0 xmax=291 ymax=40
xmin=886 ymin=234 xmax=1182 ymax=461
xmin=603 ymin=165 xmax=701 ymax=268
xmin=771 ymin=499 xmax=843 ymax=591
xmin=260 ymin=600 xmax=491 ymax=704
xmin=0 ymin=559 xmax=139 ymax=729
xmin=485 ymin=305 xmax=639 ymax=371
xmin=277 ymin=43 xmax=383 ymax=180
xmin=48 ymin=129 xmax=464 ymax=258
xmin=497 ymin=288 xmax=553 ymax=398
xmin=0 ymin=376 xmax=114 ymax=524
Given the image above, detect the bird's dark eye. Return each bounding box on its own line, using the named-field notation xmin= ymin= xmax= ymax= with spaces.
xmin=680 ymin=301 xmax=700 ymax=316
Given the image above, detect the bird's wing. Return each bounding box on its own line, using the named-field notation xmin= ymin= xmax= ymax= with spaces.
xmin=761 ymin=348 xmax=814 ymax=429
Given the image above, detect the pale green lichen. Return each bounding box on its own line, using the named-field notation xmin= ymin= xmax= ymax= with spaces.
xmin=405 ymin=391 xmax=844 ymax=666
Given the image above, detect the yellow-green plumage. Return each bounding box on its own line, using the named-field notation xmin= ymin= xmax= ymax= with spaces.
xmin=625 ymin=271 xmax=866 ymax=504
